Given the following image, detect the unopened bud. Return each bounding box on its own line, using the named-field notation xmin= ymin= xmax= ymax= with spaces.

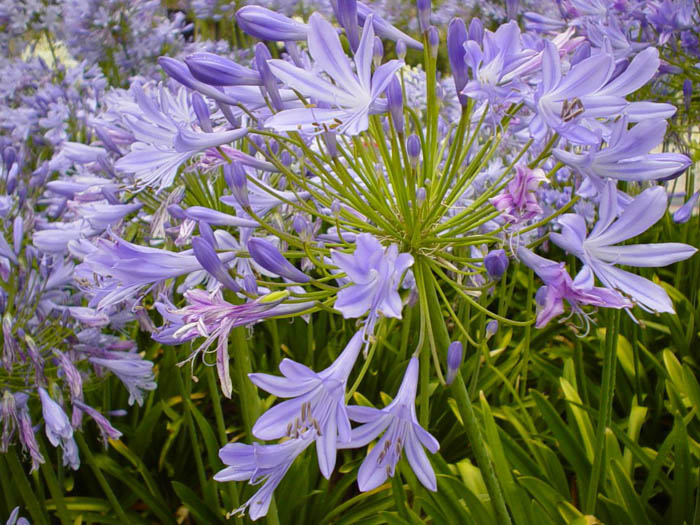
xmin=446 ymin=341 xmax=463 ymax=385
xmin=484 ymin=249 xmax=508 ymax=280
xmin=407 ymin=134 xmax=421 ymax=165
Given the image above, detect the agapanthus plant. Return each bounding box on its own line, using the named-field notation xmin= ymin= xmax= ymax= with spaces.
xmin=17 ymin=0 xmax=696 ymax=519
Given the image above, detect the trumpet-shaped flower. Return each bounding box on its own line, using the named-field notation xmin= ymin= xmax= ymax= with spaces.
xmin=331 ymin=234 xmax=413 ymax=337
xmin=215 ymin=433 xmax=315 ymax=521
xmin=249 ymin=330 xmax=364 ymax=478
xmin=490 ymin=165 xmax=546 ymax=224
xmin=342 ymin=357 xmax=439 ymax=491
xmin=265 ymin=13 xmax=403 ymax=136
xmin=550 ymin=180 xmax=697 ymax=313
xmin=518 ymin=246 xmax=631 ymax=328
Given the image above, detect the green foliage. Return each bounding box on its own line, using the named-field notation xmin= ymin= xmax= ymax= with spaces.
xmin=2 ymin=216 xmax=698 ymax=524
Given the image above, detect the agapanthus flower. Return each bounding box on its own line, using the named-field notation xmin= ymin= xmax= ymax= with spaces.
xmin=554 ymin=118 xmax=690 ymax=196
xmin=518 ymin=246 xmax=631 ymax=329
xmin=331 ymin=233 xmax=414 ymax=338
xmin=673 ymin=190 xmax=700 ymax=224
xmin=215 ymin=432 xmax=315 ymax=521
xmin=88 ymin=356 xmax=156 ymax=406
xmin=550 ymin=180 xmax=697 ymax=314
xmin=490 ymin=165 xmax=546 ymax=225
xmin=342 ymin=357 xmax=440 ymax=491
xmin=249 ymin=330 xmax=364 ymax=478
xmin=38 ymin=387 xmax=80 ymax=470
xmin=154 ymin=290 xmax=312 ymax=397
xmin=265 ymin=13 xmax=404 ymax=135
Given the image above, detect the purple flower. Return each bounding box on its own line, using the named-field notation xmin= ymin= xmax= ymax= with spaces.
xmin=342 ymin=357 xmax=440 ymax=491
xmin=6 ymin=506 xmax=30 ymax=525
xmin=73 ymin=400 xmax=122 ymax=446
xmin=553 ymin=119 xmax=691 ymax=191
xmin=89 ymin=356 xmax=156 ymax=406
xmin=155 ymin=290 xmax=310 ymax=397
xmin=490 ymin=165 xmax=546 ymax=224
xmin=215 ymin=433 xmax=315 ymax=521
xmin=518 ymin=246 xmax=631 ymax=329
xmin=38 ymin=387 xmax=79 ymax=470
xmin=550 ymin=180 xmax=697 ymax=314
xmin=265 ymin=13 xmax=404 ymax=136
xmin=532 ymin=45 xmax=671 ymax=144
xmin=114 ymin=84 xmax=247 ymax=192
xmin=331 ymin=234 xmax=414 ymax=337
xmin=249 ymin=330 xmax=364 ymax=478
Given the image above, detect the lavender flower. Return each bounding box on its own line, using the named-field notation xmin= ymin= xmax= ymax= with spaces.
xmin=265 ymin=13 xmax=404 ymax=135
xmin=38 ymin=388 xmax=80 ymax=470
xmin=215 ymin=433 xmax=315 ymax=521
xmin=550 ymin=181 xmax=697 ymax=314
xmin=343 ymin=357 xmax=440 ymax=491
xmin=249 ymin=330 xmax=364 ymax=477
xmin=518 ymin=246 xmax=631 ymax=329
xmin=490 ymin=165 xmax=546 ymax=225
xmin=89 ymin=356 xmax=156 ymax=406
xmin=331 ymin=234 xmax=414 ymax=338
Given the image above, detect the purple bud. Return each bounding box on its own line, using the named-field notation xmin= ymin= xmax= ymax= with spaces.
xmin=323 ymin=131 xmax=339 ymax=158
xmin=447 ymin=19 xmax=468 ymax=105
xmin=446 ymin=341 xmax=463 ymax=385
xmin=658 ymin=61 xmax=682 ymax=75
xmin=683 ymin=79 xmax=692 ymax=111
xmin=416 ymin=187 xmax=426 ymax=205
xmin=191 ymin=92 xmax=212 ymax=132
xmin=248 ymin=237 xmax=310 ymax=283
xmin=158 ymin=57 xmax=240 ymax=106
xmin=93 ymin=125 xmax=121 ymax=155
xmin=336 ymin=0 xmax=360 ymax=51
xmin=12 ymin=216 xmax=22 ymax=255
xmin=236 ymin=6 xmax=309 ymax=41
xmin=485 ymin=320 xmax=498 ymax=340
xmin=255 ymin=43 xmax=284 ymax=110
xmin=373 ymin=36 xmax=384 ymax=67
xmin=192 ymin=236 xmax=241 ymax=291
xmin=673 ymin=190 xmax=699 ymax=224
xmin=417 ymin=0 xmax=431 ymax=32
xmin=55 ymin=350 xmax=83 ymax=400
xmin=185 ymin=206 xmax=257 ymax=228
xmin=427 ymin=27 xmax=439 ymax=57
xmin=386 ymin=76 xmax=404 ymax=134
xmin=167 ymin=204 xmax=187 ymax=220
xmin=198 ymin=220 xmax=217 ymax=248
xmin=570 ymin=41 xmax=591 ymax=66
xmin=223 ymin=162 xmax=250 ymax=209
xmin=396 ymin=39 xmax=407 ymax=60
xmin=185 ymin=52 xmax=262 ymax=86
xmin=484 ymin=249 xmax=508 ymax=280
xmin=506 ymin=0 xmax=519 ymax=20
xmin=407 ymin=134 xmax=421 ymax=164
xmin=3 ymin=147 xmax=16 ymax=170
xmin=293 ymin=213 xmax=312 ymax=240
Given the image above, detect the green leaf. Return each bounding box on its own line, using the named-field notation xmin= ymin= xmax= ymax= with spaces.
xmin=172 ymin=481 xmax=224 ymax=524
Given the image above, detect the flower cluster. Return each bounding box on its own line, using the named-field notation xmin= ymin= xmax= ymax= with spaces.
xmin=0 ymin=0 xmax=697 ymax=518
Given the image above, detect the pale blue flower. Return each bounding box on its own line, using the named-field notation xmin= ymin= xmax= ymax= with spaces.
xmin=342 ymin=357 xmax=439 ymax=491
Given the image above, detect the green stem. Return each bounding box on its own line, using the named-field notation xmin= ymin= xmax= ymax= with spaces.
xmin=584 ymin=309 xmax=620 ymax=513
xmin=75 ymin=433 xmax=129 ymax=523
xmin=5 ymin=448 xmax=48 ymax=525
xmin=230 ymin=326 xmax=260 ymax=438
xmin=451 ymin=374 xmax=512 ymax=525
xmin=175 ymin=369 xmax=215 ymax=509
xmin=206 ymin=367 xmax=240 ymax=518
xmin=37 ymin=436 xmax=71 ymax=525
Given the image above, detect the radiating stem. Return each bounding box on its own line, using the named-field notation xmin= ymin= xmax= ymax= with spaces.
xmin=451 ymin=374 xmax=512 ymax=525
xmin=584 ymin=309 xmax=620 ymax=513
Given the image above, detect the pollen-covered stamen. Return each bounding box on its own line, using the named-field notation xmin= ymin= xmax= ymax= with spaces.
xmin=561 ymin=98 xmax=584 ymax=122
